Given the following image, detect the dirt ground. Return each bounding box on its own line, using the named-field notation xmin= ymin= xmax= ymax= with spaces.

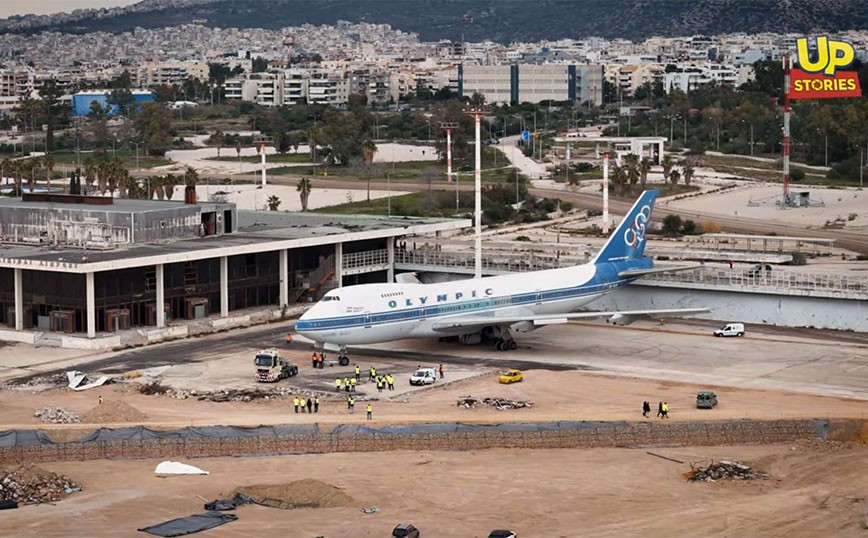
xmin=3 ymin=443 xmax=867 ymax=538
xmin=2 ymin=368 xmax=867 ymax=439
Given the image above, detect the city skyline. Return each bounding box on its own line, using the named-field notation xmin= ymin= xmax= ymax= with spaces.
xmin=0 ymin=0 xmax=138 ymax=19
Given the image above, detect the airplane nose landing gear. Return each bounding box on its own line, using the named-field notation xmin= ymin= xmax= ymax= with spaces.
xmin=338 ymin=346 xmax=349 ymax=366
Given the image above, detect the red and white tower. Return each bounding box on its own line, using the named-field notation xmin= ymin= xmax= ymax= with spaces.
xmin=463 ymin=107 xmax=489 ymax=279
xmin=439 ymin=122 xmax=458 ymax=182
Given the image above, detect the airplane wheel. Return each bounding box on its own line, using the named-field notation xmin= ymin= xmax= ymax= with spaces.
xmin=495 ymin=340 xmax=504 ymax=351
xmin=508 ymin=340 xmax=517 ymax=351
xmin=339 ymin=356 xmax=349 ymax=366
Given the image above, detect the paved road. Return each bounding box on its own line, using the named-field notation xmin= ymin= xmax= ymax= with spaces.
xmin=11 ymin=320 xmax=868 ymax=400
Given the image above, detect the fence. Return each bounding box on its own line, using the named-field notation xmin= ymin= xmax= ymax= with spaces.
xmin=0 ymin=419 xmax=823 ymax=465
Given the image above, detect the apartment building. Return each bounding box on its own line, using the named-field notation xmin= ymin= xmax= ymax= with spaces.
xmin=131 ymin=61 xmax=209 ymax=88
xmin=605 ymin=64 xmax=665 ymax=96
xmin=663 ymin=64 xmax=739 ymax=94
xmin=459 ymin=63 xmax=603 ymax=106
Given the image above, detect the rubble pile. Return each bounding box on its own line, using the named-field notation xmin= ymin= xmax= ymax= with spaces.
xmin=138 ymin=381 xmax=324 ymax=402
xmin=457 ymin=397 xmax=533 ymax=410
xmin=685 ymin=460 xmax=770 ymax=482
xmin=0 ymin=465 xmax=81 ymax=504
xmin=33 ymin=407 xmax=80 ymax=424
xmin=3 ymin=373 xmax=68 ymax=392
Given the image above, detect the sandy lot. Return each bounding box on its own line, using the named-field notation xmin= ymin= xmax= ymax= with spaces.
xmin=3 ymin=443 xmax=867 ymax=537
xmin=190 ymin=182 xmax=409 ymax=211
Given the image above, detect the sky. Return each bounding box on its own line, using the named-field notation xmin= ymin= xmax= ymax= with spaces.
xmin=0 ymin=1 xmax=140 ymax=18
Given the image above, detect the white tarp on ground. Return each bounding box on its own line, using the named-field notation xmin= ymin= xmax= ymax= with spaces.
xmin=154 ymin=461 xmax=210 ymax=475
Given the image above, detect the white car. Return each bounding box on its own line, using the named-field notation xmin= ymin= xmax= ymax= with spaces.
xmin=714 ymin=323 xmax=745 ymax=337
xmin=410 ymin=368 xmax=437 ymax=386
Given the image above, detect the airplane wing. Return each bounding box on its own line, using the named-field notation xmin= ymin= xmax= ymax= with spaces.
xmin=431 ymin=308 xmax=710 ymax=331
xmin=618 ymin=264 xmax=703 ymax=279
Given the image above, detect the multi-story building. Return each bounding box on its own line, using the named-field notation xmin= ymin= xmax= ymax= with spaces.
xmin=131 ymin=61 xmax=209 ymax=88
xmin=459 ymin=63 xmax=603 ymax=106
xmin=307 ymin=69 xmax=349 ymax=106
xmin=605 ymin=64 xmax=665 ymax=97
xmin=663 ymin=64 xmax=739 ymax=94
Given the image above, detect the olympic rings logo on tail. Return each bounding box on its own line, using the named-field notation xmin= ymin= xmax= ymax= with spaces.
xmin=623 ymin=204 xmax=651 ymax=249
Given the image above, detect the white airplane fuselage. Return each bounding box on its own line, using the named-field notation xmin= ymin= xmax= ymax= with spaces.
xmin=295 ymin=259 xmax=646 ymax=345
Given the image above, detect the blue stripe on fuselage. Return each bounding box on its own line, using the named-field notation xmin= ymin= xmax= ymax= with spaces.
xmin=295 ymin=259 xmax=649 ymax=332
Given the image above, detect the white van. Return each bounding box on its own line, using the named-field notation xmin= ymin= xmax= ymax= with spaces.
xmin=410 ymin=367 xmax=437 ymax=386
xmin=714 ymin=323 xmax=745 ymax=337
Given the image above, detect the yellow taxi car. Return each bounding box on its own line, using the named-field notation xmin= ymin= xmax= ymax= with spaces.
xmin=499 ymin=369 xmax=523 ymax=384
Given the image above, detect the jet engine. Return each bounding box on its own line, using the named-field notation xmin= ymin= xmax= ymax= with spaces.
xmin=608 ymin=313 xmax=638 ymax=326
xmin=510 ymin=321 xmax=538 ymax=333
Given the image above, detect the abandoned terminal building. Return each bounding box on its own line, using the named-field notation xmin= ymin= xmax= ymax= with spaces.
xmin=0 ymin=193 xmax=467 ymax=346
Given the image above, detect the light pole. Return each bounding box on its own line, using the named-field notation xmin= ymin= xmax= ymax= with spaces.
xmin=669 ymin=115 xmax=674 ymax=148
xmin=683 ymin=115 xmax=687 ymax=148
xmin=464 ymin=106 xmax=489 ymax=280
xmin=386 ymin=172 xmax=391 ymax=218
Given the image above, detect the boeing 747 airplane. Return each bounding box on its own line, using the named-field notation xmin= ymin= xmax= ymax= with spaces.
xmin=296 ymin=190 xmax=707 ymax=363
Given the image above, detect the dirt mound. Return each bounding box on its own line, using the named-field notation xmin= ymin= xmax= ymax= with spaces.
xmin=232 ymin=478 xmax=354 ymax=509
xmin=80 ymin=400 xmax=148 ymax=423
xmin=0 ymin=464 xmax=81 ymax=503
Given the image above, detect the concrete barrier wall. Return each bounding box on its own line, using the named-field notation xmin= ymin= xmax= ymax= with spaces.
xmin=0 ymin=419 xmax=822 ymax=465
xmin=590 ymin=284 xmax=868 ymax=332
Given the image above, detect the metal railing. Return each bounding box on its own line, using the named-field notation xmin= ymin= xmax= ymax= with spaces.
xmin=343 ymin=249 xmax=389 ymax=270
xmin=396 ymin=249 xmax=575 ymax=274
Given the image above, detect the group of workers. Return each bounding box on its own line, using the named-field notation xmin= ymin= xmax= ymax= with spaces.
xmin=293 ymin=395 xmax=320 ymax=413
xmin=310 ymin=352 xmax=326 ymax=369
xmin=344 ymin=395 xmax=374 ymax=419
xmin=641 ymin=401 xmax=669 ymax=418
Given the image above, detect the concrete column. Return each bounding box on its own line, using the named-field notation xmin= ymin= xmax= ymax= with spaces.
xmin=658 ymin=141 xmax=665 ymax=165
xmin=279 ymin=248 xmax=288 ymax=307
xmin=220 ymin=256 xmax=228 ymax=317
xmin=155 ymin=263 xmax=165 ymax=328
xmin=387 ymin=237 xmax=395 ymax=283
xmin=334 ymin=242 xmax=343 ymax=288
xmin=13 ymin=268 xmax=23 ymax=331
xmin=86 ymin=272 xmax=95 ymax=338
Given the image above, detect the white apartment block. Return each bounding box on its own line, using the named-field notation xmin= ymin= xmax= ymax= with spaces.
xmin=663 ymin=64 xmax=739 ymax=94
xmin=605 ymin=64 xmax=665 ymax=96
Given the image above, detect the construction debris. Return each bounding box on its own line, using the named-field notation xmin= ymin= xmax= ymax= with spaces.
xmin=684 ymin=460 xmax=770 ymax=482
xmin=457 ymin=396 xmax=533 ymax=410
xmin=66 ymin=370 xmax=110 ymax=391
xmin=3 ymin=373 xmax=68 ymax=392
xmin=80 ymin=400 xmax=148 ymax=423
xmin=137 ymin=382 xmax=323 ymax=402
xmin=33 ymin=407 xmax=81 ymax=424
xmin=0 ymin=465 xmax=81 ymax=504
xmin=232 ymin=478 xmax=354 ymax=510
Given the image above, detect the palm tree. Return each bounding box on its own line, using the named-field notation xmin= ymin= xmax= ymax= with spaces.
xmin=669 ymin=169 xmax=681 ymax=185
xmin=661 ymin=155 xmax=673 ymax=183
xmin=639 ymin=157 xmax=652 ymax=191
xmin=184 ymin=166 xmax=199 ymax=186
xmin=42 ymin=154 xmax=55 ymax=193
xmin=622 ymin=153 xmax=640 ymax=194
xmin=297 ymin=177 xmax=312 ymax=211
xmin=164 ymin=174 xmax=177 ymax=200
xmin=267 ymin=195 xmax=281 ymax=211
xmin=97 ymin=161 xmax=110 ymax=194
xmin=611 ymin=165 xmax=627 ymax=197
xmin=361 ymin=139 xmax=377 ymax=164
xmin=682 ymin=158 xmax=696 ymax=186
xmin=26 ymin=157 xmax=39 ymax=193
xmin=9 ymin=160 xmax=22 ymax=196
xmin=83 ymin=158 xmax=97 ymax=195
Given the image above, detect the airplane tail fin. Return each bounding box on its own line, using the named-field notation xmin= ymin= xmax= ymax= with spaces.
xmin=592 ymin=189 xmax=659 ymax=263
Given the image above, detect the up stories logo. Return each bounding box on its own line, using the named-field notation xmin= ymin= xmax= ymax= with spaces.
xmin=790 ymin=37 xmax=862 ymax=99
xmin=623 ymin=204 xmax=651 ymax=249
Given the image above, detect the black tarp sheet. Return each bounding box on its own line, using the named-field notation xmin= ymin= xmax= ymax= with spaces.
xmin=138 ymin=512 xmax=238 ymax=537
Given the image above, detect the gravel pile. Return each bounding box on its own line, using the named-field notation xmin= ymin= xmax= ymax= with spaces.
xmin=33 ymin=407 xmax=80 ymax=424
xmin=685 ymin=460 xmax=770 ymax=482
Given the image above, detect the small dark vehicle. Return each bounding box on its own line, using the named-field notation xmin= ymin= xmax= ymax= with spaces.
xmin=392 ymin=523 xmax=420 ymax=538
xmin=696 ymin=391 xmax=718 ymax=409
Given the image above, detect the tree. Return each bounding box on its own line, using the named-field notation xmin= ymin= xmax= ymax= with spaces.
xmin=621 ymin=153 xmax=640 ymax=193
xmin=42 ymin=154 xmax=55 ymax=192
xmin=184 ymin=166 xmax=199 ymax=186
xmin=313 ymin=108 xmax=374 ymax=166
xmin=83 ymin=158 xmax=97 ymax=194
xmin=639 ymin=157 xmax=652 ymax=190
xmin=0 ymin=158 xmax=10 ymax=186
xmin=267 ymin=195 xmax=281 ymax=211
xmin=164 ymin=174 xmax=178 ymax=200
xmin=682 ymin=158 xmax=696 ymax=186
xmin=108 ymin=88 xmax=136 ymax=118
xmin=87 ymin=100 xmax=111 ymax=155
xmin=662 ymin=214 xmax=683 ymax=236
xmin=669 ymin=169 xmax=681 ymax=185
xmin=611 ymin=164 xmax=627 ymax=196
xmin=661 ymin=155 xmax=673 ymax=183
xmin=361 ymin=139 xmax=377 ymax=164
xmin=69 ymin=167 xmax=82 ymax=195
xmin=134 ymin=103 xmax=173 ymax=156
xmin=252 ymin=56 xmax=269 ymax=73
xmin=26 ymin=157 xmax=40 ymax=192
xmin=275 ymin=131 xmax=291 ymax=154
xmin=209 ymin=129 xmax=225 ymax=157
xmin=297 ymin=177 xmax=312 ymax=211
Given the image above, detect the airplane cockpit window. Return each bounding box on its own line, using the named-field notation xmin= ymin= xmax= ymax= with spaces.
xmin=322 ymin=296 xmax=340 ymax=302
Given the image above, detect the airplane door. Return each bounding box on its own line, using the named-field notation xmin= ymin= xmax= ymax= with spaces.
xmin=420 ymin=306 xmax=427 ymax=320
xmin=535 ymin=290 xmax=542 ymax=305
xmin=364 ymin=312 xmax=372 ymax=328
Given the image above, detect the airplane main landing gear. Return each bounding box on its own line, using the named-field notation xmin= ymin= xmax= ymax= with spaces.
xmin=495 ymin=338 xmax=517 ymax=351
xmin=338 ymin=346 xmax=350 ymax=366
